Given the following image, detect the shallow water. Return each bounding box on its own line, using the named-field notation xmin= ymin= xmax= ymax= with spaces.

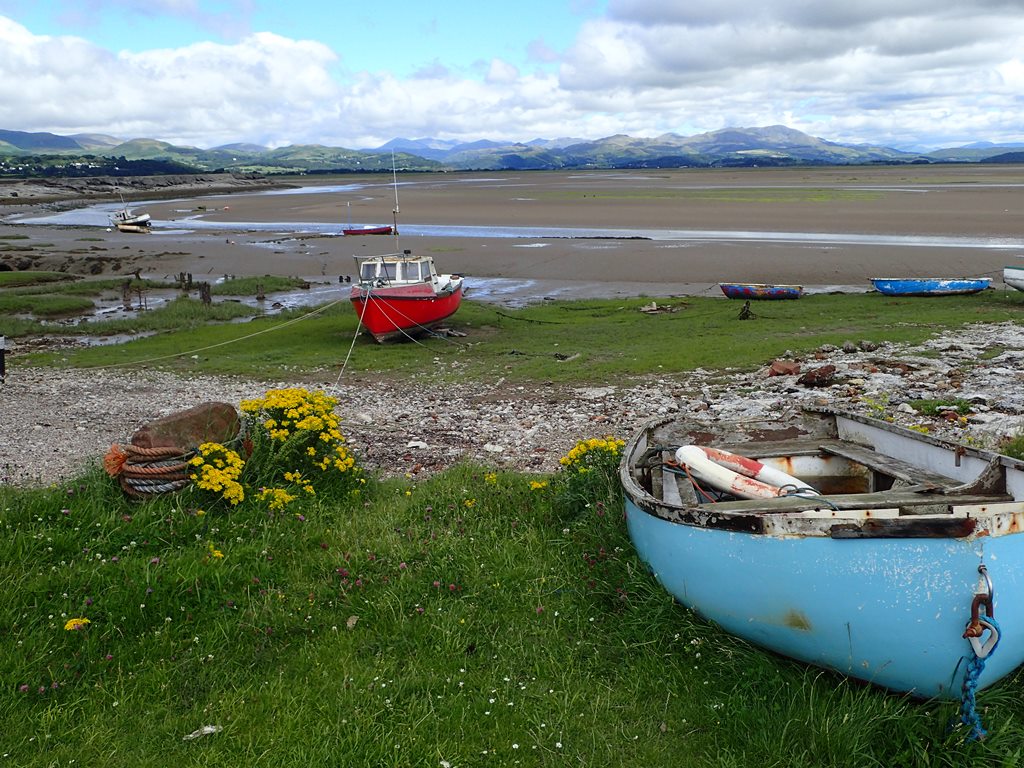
xmin=10 ymin=188 xmax=1023 ymax=251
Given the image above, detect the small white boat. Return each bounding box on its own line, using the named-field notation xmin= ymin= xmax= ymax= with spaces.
xmin=1005 ymin=265 xmax=1024 ymax=292
xmin=621 ymin=408 xmax=1024 ymax=709
xmin=110 ymin=189 xmax=151 ymax=233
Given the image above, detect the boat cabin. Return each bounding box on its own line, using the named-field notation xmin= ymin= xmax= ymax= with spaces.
xmin=357 ymin=251 xmax=435 ymax=286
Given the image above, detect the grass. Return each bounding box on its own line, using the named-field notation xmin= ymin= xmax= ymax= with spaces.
xmin=210 ymin=276 xmax=309 ymax=295
xmin=908 ymin=399 xmax=974 ymax=416
xmin=0 ymin=270 xmax=79 ymax=288
xmin=14 ymin=290 xmax=1024 ymax=384
xmin=0 ymin=293 xmax=96 ymax=317
xmin=3 ymin=292 xmax=1024 ymax=765
xmin=0 ymin=276 xmax=324 ymax=337
xmin=3 ymin=423 xmax=1022 ymax=768
xmin=1001 ymin=434 xmax=1024 ymax=461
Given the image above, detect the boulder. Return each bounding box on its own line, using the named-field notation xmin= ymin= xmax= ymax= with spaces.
xmin=797 ymin=365 xmax=837 ymax=388
xmin=130 ymin=401 xmax=241 ymax=450
xmin=768 ymin=360 xmax=801 ymax=377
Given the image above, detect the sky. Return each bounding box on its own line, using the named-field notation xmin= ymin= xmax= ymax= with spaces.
xmin=1 ymin=0 xmax=1023 ymax=152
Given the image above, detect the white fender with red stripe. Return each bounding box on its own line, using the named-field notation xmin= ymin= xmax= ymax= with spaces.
xmin=675 ymin=445 xmax=819 ymax=500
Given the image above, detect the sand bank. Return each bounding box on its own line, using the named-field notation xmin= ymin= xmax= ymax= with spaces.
xmin=3 ymin=167 xmax=1023 ymax=302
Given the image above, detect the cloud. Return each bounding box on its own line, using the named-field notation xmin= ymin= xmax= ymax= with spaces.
xmin=557 ymin=0 xmax=1024 ymax=147
xmin=0 ymin=18 xmax=340 ymax=146
xmin=1 ymin=3 xmax=1024 ymax=151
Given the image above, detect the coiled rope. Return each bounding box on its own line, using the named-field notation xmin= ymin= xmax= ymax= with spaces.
xmin=105 ymin=444 xmax=194 ymax=498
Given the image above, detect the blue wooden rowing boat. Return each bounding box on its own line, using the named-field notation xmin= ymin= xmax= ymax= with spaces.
xmin=720 ymin=282 xmax=803 ymax=300
xmin=620 ymin=409 xmax=1024 ymax=704
xmin=870 ymin=277 xmax=991 ymax=296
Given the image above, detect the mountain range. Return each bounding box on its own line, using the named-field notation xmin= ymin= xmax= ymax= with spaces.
xmin=2 ymin=125 xmax=1023 ymax=175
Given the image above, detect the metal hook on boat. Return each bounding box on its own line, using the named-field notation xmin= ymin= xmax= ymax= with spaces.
xmin=967 ymin=617 xmax=1000 ymax=660
xmin=977 ymin=563 xmax=993 ymax=603
xmin=963 ymin=563 xmax=995 ymax=641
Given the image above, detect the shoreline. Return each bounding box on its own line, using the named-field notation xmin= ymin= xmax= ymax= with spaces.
xmin=2 ymin=169 xmax=1022 ymax=301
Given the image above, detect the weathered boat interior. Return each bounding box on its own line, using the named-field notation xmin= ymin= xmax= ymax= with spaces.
xmin=624 ymin=409 xmax=1024 ymax=536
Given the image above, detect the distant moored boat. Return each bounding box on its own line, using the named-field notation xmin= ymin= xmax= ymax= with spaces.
xmin=870 ymin=277 xmax=991 ymax=296
xmin=1004 ymin=265 xmax=1024 ymax=293
xmin=342 ymin=225 xmax=394 ymax=236
xmin=719 ymin=282 xmax=803 ymax=300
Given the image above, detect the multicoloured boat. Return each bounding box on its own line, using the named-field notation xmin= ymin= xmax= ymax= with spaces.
xmin=719 ymin=283 xmax=803 ymax=300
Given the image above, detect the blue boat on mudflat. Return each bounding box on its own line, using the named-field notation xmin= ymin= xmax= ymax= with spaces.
xmin=719 ymin=282 xmax=803 ymax=300
xmin=620 ymin=408 xmax=1024 ymax=705
xmin=870 ymin=277 xmax=992 ymax=296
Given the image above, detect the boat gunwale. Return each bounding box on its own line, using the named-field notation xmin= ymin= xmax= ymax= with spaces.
xmin=620 ymin=408 xmax=1024 ymax=538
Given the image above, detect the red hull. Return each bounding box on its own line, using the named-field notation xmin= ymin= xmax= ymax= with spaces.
xmin=343 ymin=226 xmax=393 ymax=236
xmin=350 ymin=282 xmax=463 ymax=342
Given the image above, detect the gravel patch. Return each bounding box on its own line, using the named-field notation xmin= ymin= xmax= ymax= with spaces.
xmin=2 ymin=322 xmax=1023 ymax=489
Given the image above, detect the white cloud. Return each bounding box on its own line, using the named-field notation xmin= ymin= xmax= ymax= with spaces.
xmin=2 ymin=3 xmax=1024 ymax=151
xmin=0 ymin=19 xmax=340 ymax=146
xmin=557 ymin=1 xmax=1024 ymax=147
xmin=486 ymin=59 xmax=520 ymax=85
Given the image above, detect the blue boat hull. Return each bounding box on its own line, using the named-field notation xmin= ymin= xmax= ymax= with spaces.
xmin=870 ymin=277 xmax=991 ymax=296
xmin=626 ymin=503 xmax=1024 ymax=698
xmin=621 ymin=409 xmax=1024 ymax=700
xmin=720 ymin=282 xmax=803 ymax=300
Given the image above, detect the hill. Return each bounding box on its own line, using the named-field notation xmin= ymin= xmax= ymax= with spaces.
xmin=1 ymin=125 xmax=1022 ymax=176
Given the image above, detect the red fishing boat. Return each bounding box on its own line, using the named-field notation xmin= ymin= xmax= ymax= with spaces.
xmin=350 ymin=250 xmax=464 ymax=342
xmin=342 ymin=225 xmax=394 ymax=236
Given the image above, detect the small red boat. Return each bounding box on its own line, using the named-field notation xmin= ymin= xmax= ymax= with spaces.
xmin=350 ymin=250 xmax=464 ymax=342
xmin=342 ymin=225 xmax=394 ymax=236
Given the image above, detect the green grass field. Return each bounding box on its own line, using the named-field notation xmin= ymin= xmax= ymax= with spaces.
xmin=4 ymin=426 xmax=1022 ymax=767
xmin=12 ymin=289 xmax=1024 ymax=384
xmin=3 ymin=290 xmax=1024 ymax=766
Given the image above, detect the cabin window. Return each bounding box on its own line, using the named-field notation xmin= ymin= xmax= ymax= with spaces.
xmin=381 ymin=263 xmax=397 ymax=281
xmin=360 ymin=263 xmax=377 ymax=281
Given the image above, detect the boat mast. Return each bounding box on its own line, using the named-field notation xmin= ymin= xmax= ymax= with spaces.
xmin=391 ymin=150 xmax=400 ymax=240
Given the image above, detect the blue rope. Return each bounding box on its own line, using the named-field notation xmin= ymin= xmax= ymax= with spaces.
xmin=959 ymin=615 xmax=1001 ymax=741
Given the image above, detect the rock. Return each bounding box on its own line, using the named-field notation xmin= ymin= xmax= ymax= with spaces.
xmin=130 ymin=401 xmax=241 ymax=450
xmin=797 ymin=365 xmax=836 ymax=388
xmin=768 ymin=360 xmax=801 ymax=377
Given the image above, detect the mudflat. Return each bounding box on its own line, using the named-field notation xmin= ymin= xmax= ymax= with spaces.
xmin=3 ymin=166 xmax=1023 ymax=301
